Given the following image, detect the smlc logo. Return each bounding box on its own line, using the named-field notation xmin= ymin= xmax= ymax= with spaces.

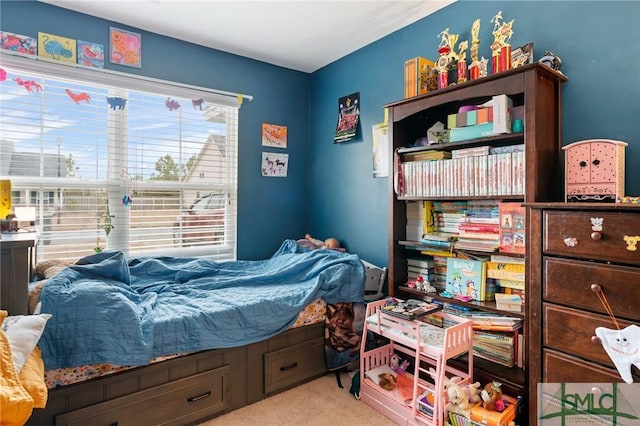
xmin=539 ymin=383 xmax=640 ymax=425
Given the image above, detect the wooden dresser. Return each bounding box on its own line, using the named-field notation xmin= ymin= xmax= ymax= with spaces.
xmin=526 ymin=203 xmax=640 ymax=423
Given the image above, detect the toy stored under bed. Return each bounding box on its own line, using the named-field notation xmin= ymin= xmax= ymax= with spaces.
xmin=8 ymin=239 xmax=366 ymax=425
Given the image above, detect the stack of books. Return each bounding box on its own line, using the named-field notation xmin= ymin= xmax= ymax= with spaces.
xmin=486 ymin=254 xmax=525 ymax=297
xmin=468 ymin=313 xmax=524 ymax=368
xmin=406 ymin=257 xmax=435 ymax=282
xmin=454 ymin=200 xmax=500 ymax=253
xmin=430 ymin=255 xmax=449 ymax=292
xmin=406 ymin=201 xmax=426 ymax=241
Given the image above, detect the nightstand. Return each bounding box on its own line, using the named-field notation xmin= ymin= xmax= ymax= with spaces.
xmin=0 ymin=232 xmax=37 ymax=314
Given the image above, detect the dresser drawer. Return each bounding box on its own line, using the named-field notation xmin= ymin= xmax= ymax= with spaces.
xmin=543 ymin=211 xmax=640 ymax=265
xmin=55 ymin=365 xmax=231 ymax=426
xmin=543 ymin=257 xmax=640 ymax=321
xmin=543 ymin=349 xmax=632 ymax=383
xmin=542 ymin=304 xmax=631 ymax=368
xmin=264 ymin=337 xmax=326 ymax=394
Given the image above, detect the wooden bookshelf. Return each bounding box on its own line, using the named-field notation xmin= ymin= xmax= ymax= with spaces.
xmin=386 ymin=63 xmax=567 ymax=417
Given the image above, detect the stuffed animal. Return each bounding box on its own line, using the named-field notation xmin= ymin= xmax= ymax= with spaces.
xmin=389 ymin=354 xmax=410 ymax=374
xmin=445 ymin=381 xmax=472 ymax=417
xmin=443 ymin=376 xmax=482 ymax=417
xmin=378 ymin=373 xmax=397 ymax=391
xmin=480 ymin=381 xmax=505 ymax=411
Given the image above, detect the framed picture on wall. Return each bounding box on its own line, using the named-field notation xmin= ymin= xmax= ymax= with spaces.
xmin=38 ymin=32 xmax=76 ymax=63
xmin=262 ymin=123 xmax=287 ymax=148
xmin=261 ymin=152 xmax=288 ymax=177
xmin=110 ymin=27 xmax=141 ymax=68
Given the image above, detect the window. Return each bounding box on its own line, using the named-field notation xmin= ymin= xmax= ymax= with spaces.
xmin=0 ymin=56 xmax=240 ymax=261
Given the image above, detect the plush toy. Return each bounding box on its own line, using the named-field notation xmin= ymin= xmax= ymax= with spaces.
xmin=480 ymin=381 xmax=505 ymax=411
xmin=389 ymin=354 xmax=410 ymax=374
xmin=443 ymin=376 xmax=482 ymax=417
xmin=378 ymin=373 xmax=397 ymax=391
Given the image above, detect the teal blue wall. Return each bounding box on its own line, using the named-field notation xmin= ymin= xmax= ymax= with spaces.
xmin=3 ymin=1 xmax=639 ymax=266
xmin=0 ymin=1 xmax=311 ymax=260
xmin=310 ymin=0 xmax=640 ymax=267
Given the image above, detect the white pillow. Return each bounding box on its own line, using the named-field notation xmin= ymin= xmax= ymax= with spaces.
xmin=364 ymin=364 xmax=396 ymax=386
xmin=1 ymin=313 xmax=52 ymax=373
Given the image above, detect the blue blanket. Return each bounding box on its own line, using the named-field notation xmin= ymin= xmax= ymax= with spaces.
xmin=38 ymin=239 xmax=365 ymax=370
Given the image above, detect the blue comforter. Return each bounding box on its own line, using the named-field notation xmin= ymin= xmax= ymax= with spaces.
xmin=38 ymin=240 xmax=365 ymax=370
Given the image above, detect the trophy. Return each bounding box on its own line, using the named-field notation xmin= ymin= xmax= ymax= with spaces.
xmin=435 ymin=28 xmax=458 ymax=89
xmin=469 ymin=19 xmax=482 ymax=80
xmin=490 ymin=11 xmax=515 ymax=74
xmin=456 ymin=40 xmax=469 ymax=83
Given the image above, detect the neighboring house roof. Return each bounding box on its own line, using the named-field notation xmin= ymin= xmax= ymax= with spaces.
xmin=2 ymin=149 xmax=67 ymax=177
xmin=183 ymin=133 xmax=225 ymax=183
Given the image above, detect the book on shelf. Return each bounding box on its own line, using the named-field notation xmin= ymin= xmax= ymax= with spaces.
xmin=498 ymin=202 xmax=526 ymax=254
xmin=421 ymin=248 xmax=456 ymax=258
xmin=494 ymin=293 xmax=523 ymax=312
xmin=494 ymin=279 xmax=525 ymax=290
xmin=403 ymin=150 xmax=452 ymax=162
xmin=490 ymin=254 xmax=524 ymax=264
xmin=473 ymin=328 xmax=518 ymax=368
xmin=407 ymin=257 xmax=435 ymax=268
xmin=445 ymin=257 xmax=489 ymax=301
xmin=381 ymin=299 xmax=442 ymax=320
xmin=421 ymin=231 xmax=457 ymax=242
xmin=458 ymin=223 xmax=500 ymax=233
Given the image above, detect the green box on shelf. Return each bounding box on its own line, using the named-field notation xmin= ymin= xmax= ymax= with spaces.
xmin=449 ymin=122 xmax=495 ymax=142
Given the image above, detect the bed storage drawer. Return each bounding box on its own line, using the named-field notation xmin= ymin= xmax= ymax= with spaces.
xmin=264 ymin=337 xmax=325 ymax=394
xmin=55 ymin=365 xmax=231 ymax=426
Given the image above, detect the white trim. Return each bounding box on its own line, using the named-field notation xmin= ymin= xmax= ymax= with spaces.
xmin=0 ymin=50 xmax=252 ymax=108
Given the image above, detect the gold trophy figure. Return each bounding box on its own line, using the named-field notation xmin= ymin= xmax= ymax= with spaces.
xmin=469 ymin=19 xmax=482 ymax=80
xmin=456 ymin=40 xmax=469 ymax=83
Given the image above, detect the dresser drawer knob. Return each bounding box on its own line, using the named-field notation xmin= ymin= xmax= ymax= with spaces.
xmin=590 ymin=283 xmax=602 ymax=293
xmin=591 ymin=335 xmax=601 ymax=344
xmin=590 ymin=231 xmax=602 ymax=240
xmin=564 ymin=237 xmax=578 ymax=247
xmin=624 ymin=235 xmax=640 ymax=251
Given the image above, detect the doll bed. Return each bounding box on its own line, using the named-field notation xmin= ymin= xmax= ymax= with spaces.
xmin=18 ymin=239 xmax=365 ymax=425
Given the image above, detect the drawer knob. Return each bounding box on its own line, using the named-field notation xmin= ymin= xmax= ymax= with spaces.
xmin=591 ymin=335 xmax=601 ymax=344
xmin=590 ymin=283 xmax=602 ymax=293
xmin=591 ymin=231 xmax=602 ymax=240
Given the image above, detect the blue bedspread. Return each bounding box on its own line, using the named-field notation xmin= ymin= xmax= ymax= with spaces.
xmin=38 ymin=239 xmax=365 ymax=370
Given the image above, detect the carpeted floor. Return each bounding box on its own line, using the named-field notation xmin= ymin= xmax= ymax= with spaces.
xmin=198 ymin=373 xmax=397 ymax=426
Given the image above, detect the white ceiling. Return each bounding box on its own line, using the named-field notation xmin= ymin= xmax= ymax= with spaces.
xmin=39 ymin=0 xmax=455 ymax=72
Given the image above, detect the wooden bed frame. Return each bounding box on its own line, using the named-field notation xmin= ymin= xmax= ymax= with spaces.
xmin=0 ymin=244 xmax=329 ymax=426
xmin=28 ymin=321 xmax=327 ymax=426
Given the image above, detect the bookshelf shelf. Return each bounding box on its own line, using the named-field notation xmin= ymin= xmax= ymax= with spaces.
xmin=386 ymin=63 xmax=567 ymax=420
xmin=399 ymin=286 xmax=525 ymax=318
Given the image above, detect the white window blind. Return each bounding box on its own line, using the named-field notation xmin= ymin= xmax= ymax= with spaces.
xmin=0 ymin=57 xmax=239 ymax=261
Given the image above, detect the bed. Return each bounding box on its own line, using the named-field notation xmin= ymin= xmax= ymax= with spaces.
xmin=1 ymin=239 xmax=365 ymax=426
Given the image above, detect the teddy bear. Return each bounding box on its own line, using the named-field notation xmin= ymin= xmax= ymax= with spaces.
xmin=480 ymin=381 xmax=505 ymax=411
